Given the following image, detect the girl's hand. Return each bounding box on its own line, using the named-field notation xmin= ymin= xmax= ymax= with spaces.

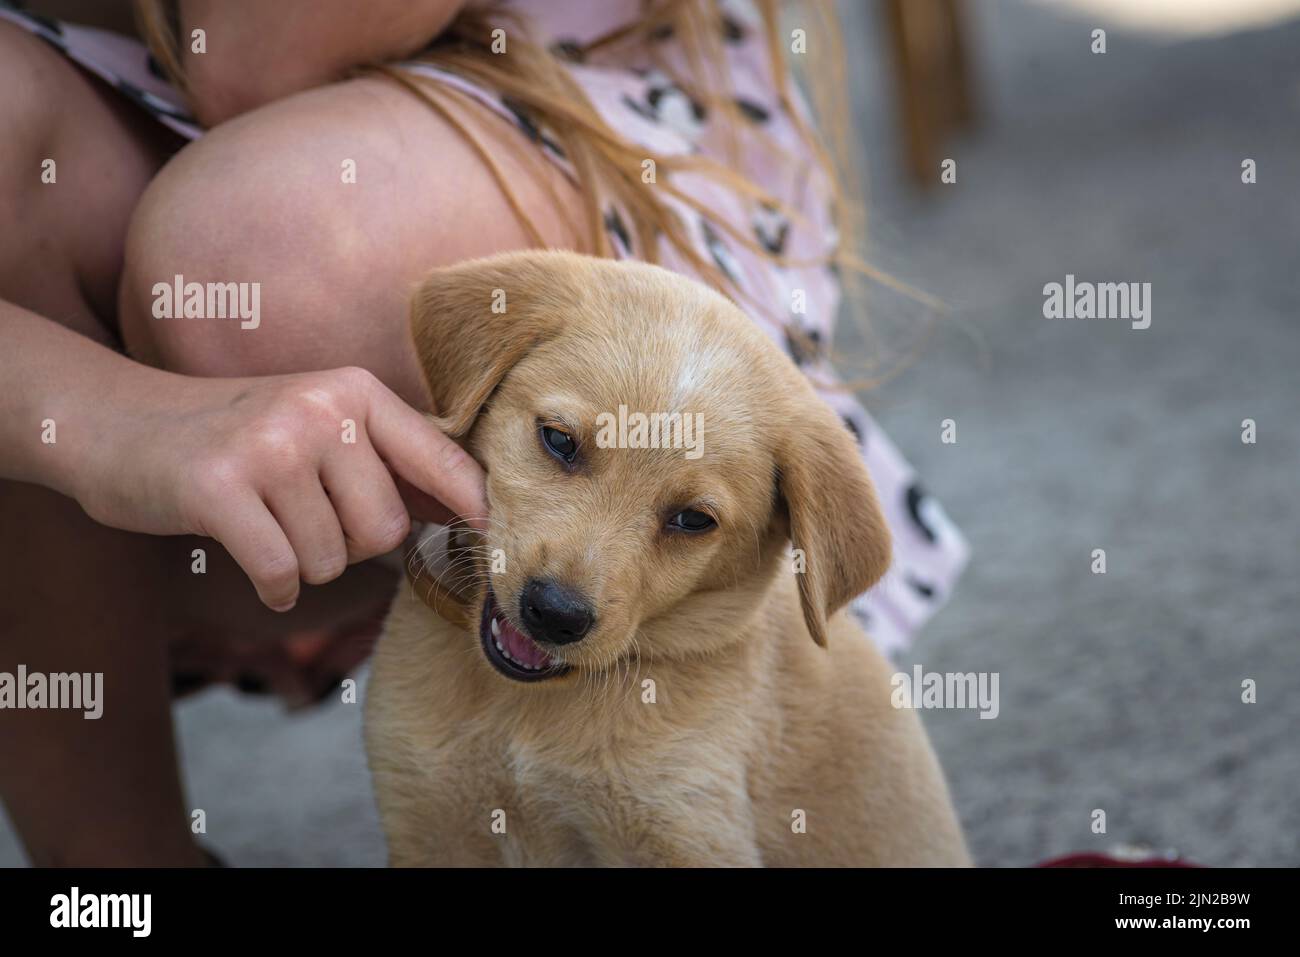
xmin=74 ymin=365 xmax=485 ymax=611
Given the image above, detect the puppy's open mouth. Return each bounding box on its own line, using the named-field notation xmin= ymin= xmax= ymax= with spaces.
xmin=479 ymin=585 xmax=571 ymax=683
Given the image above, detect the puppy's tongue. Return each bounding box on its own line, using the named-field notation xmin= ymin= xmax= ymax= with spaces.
xmin=492 ymin=614 xmax=553 ymax=670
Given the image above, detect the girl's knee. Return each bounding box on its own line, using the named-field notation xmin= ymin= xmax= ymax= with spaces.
xmin=118 ymin=74 xmax=581 ymax=390
xmin=116 ymin=132 xmax=357 ymax=377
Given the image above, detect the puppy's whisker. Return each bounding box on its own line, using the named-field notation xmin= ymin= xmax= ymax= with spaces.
xmin=434 ymin=514 xmax=510 ymax=537
xmin=438 ymin=553 xmax=491 ymax=573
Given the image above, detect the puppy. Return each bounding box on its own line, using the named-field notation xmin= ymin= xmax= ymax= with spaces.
xmin=365 ymin=251 xmax=969 ymax=866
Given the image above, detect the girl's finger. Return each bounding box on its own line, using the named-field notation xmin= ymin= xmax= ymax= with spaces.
xmin=203 ymin=491 xmax=301 ymax=611
xmin=364 ymin=385 xmax=488 ymax=530
xmin=264 ymin=479 xmax=349 ymax=586
xmin=319 ymin=440 xmax=411 ymax=563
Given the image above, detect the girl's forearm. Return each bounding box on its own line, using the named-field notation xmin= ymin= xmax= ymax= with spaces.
xmin=0 ymin=302 xmax=176 ymax=500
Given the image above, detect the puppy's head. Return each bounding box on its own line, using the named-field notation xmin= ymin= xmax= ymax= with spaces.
xmin=410 ymin=251 xmax=890 ymax=683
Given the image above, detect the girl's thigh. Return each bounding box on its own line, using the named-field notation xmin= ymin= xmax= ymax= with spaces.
xmin=118 ymin=73 xmax=585 ymax=408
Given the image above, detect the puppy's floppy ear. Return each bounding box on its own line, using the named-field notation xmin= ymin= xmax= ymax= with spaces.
xmin=409 ymin=251 xmax=587 ymax=435
xmin=777 ymin=402 xmax=892 ymax=647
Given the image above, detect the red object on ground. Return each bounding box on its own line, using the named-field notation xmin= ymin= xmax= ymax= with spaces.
xmin=1039 ymin=852 xmax=1199 ymax=868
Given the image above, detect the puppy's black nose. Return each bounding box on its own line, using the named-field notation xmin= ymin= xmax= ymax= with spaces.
xmin=520 ymin=578 xmax=594 ymax=645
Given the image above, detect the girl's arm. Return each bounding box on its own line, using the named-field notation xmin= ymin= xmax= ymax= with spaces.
xmin=1 ymin=302 xmax=486 ymax=610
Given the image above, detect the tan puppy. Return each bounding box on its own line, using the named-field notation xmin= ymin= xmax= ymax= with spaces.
xmin=365 ymin=251 xmax=969 ymax=866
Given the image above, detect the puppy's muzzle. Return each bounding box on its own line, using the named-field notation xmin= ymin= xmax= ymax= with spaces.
xmin=520 ymin=578 xmax=595 ymax=645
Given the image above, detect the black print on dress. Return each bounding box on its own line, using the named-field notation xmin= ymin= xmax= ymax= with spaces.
xmin=501 ymin=96 xmax=566 ymax=159
xmin=701 ymin=221 xmax=741 ymax=284
xmin=720 ymin=0 xmax=759 ymax=44
xmin=735 ymin=97 xmax=770 ymax=124
xmin=549 ymin=39 xmax=584 ymax=62
xmin=905 ymin=482 xmax=939 ymax=544
xmin=623 ymin=71 xmax=706 ymax=140
xmin=621 ymin=94 xmax=658 ymax=124
xmin=604 ymin=209 xmax=631 ymax=255
xmin=647 ymin=86 xmax=707 ymax=132
xmin=649 ymin=84 xmax=706 ymax=123
xmin=842 ymin=415 xmax=864 ymax=445
xmin=784 ymin=323 xmax=822 ymax=366
xmin=754 ymin=203 xmax=790 ymax=255
xmin=905 ymin=574 xmax=937 ymax=600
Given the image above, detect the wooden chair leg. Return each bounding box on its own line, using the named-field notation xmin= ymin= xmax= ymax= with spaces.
xmin=883 ymin=0 xmax=936 ymax=185
xmin=881 ymin=0 xmax=979 ymax=186
xmin=941 ymin=0 xmax=978 ymax=130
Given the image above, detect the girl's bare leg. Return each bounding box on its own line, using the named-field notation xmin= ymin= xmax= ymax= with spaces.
xmin=0 ymin=19 xmax=401 ymax=864
xmin=0 ymin=483 xmax=210 ymax=866
xmin=0 ymin=20 xmax=205 ymax=865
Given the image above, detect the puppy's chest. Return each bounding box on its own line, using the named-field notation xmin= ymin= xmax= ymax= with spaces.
xmin=464 ymin=732 xmax=645 ymax=866
xmin=442 ymin=704 xmax=694 ymax=863
xmin=493 ymin=755 xmax=612 ymax=866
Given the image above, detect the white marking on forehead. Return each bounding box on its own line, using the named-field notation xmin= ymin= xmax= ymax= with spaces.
xmin=670 ymin=344 xmax=724 ymax=409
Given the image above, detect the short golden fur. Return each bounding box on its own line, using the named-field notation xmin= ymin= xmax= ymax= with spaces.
xmin=365 ymin=251 xmax=968 ymax=866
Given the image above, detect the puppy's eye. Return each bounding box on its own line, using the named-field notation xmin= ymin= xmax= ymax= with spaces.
xmin=667 ymin=509 xmax=717 ymax=533
xmin=541 ymin=425 xmax=578 ymax=463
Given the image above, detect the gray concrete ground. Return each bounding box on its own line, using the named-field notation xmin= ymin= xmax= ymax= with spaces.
xmin=842 ymin=0 xmax=1300 ymax=866
xmin=2 ymin=0 xmax=1297 ymax=866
